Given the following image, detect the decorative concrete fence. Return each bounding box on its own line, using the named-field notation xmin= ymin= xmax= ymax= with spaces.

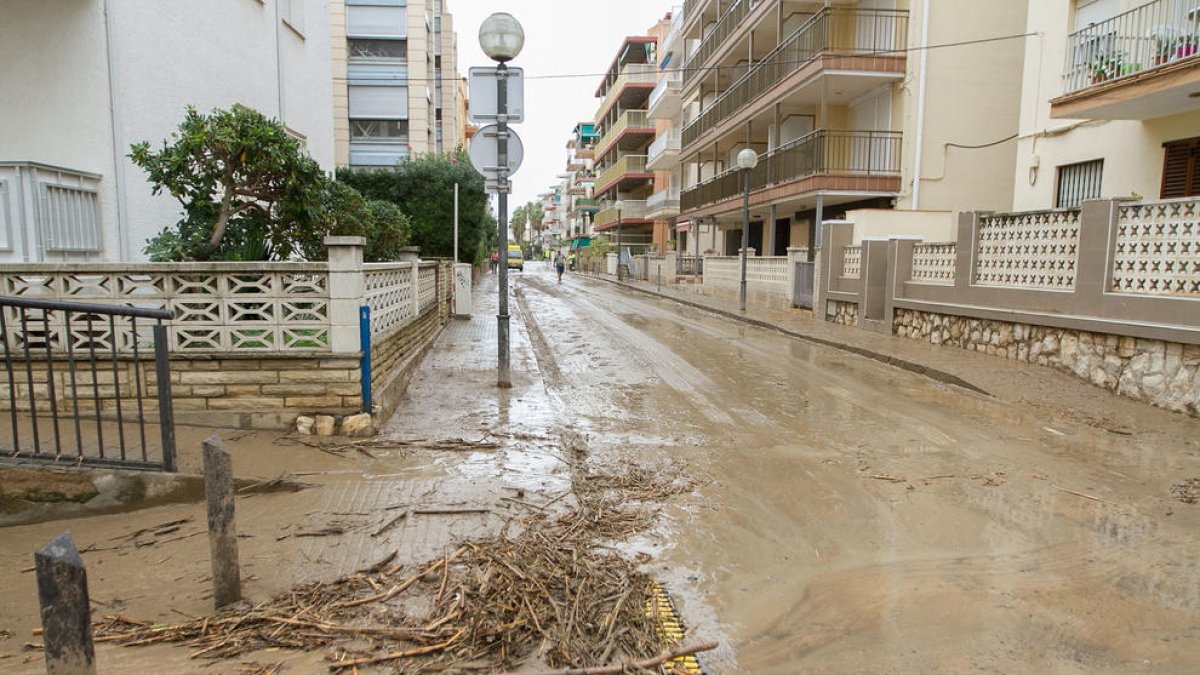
xmin=0 ymin=238 xmax=452 ymax=429
xmin=820 ymin=198 xmax=1200 ymax=417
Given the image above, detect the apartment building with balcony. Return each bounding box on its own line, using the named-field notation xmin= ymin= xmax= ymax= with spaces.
xmin=330 ymin=0 xmax=461 ymax=168
xmin=590 ymin=34 xmax=662 ymax=253
xmin=563 ymin=123 xmax=601 ymax=247
xmin=1013 ymin=0 xmax=1200 ymax=209
xmin=0 ymin=0 xmax=335 ymax=263
xmin=670 ymin=0 xmax=1028 ymax=256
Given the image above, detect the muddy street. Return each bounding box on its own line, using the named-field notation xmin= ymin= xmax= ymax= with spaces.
xmin=502 ymin=263 xmax=1200 ymax=673
xmin=2 ymin=263 xmax=1199 ymax=673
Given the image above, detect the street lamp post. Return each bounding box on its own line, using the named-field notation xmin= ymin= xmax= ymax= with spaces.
xmin=614 ymin=200 xmax=624 ymax=281
xmin=479 ymin=12 xmax=524 ymax=389
xmin=736 ymin=148 xmax=758 ymax=313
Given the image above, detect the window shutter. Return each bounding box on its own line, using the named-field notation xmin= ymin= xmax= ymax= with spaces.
xmin=1161 ymin=138 xmax=1198 ymax=199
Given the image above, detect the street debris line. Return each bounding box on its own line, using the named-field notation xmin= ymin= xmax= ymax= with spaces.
xmin=92 ymin=462 xmax=715 ymax=672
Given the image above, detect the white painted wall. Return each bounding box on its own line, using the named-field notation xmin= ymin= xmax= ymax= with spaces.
xmin=846 ymin=208 xmax=956 ymax=243
xmin=0 ymin=0 xmax=335 ymax=262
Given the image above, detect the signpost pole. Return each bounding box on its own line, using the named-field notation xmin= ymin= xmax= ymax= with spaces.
xmin=496 ymin=64 xmax=511 ymax=389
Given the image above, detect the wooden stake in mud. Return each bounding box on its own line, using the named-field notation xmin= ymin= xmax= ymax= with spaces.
xmin=35 ymin=532 xmax=97 ymax=675
xmin=203 ymin=435 xmax=241 ymax=608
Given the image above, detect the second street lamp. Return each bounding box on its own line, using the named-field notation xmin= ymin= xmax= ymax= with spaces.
xmin=736 ymin=148 xmax=758 ymax=313
xmin=614 ymin=199 xmax=625 ymax=281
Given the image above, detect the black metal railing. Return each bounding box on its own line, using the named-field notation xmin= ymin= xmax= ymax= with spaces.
xmin=0 ymin=296 xmax=176 ymax=471
xmin=680 ymin=129 xmax=902 ymax=212
xmin=682 ymin=8 xmax=908 ymax=148
xmin=681 ymin=0 xmax=760 ymax=88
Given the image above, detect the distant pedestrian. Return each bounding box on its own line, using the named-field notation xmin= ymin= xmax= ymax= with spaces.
xmin=554 ymin=252 xmax=566 ymax=283
xmin=489 ymin=250 xmax=499 ymax=274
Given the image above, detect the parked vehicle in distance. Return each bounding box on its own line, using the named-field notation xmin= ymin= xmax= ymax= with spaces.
xmin=507 ymin=246 xmax=524 ymax=271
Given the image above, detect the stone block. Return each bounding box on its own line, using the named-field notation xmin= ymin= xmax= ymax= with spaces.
xmin=179 ymin=360 xmax=221 ymax=371
xmin=296 ymin=416 xmax=315 ymax=435
xmin=1184 ymin=344 xmax=1200 ymax=366
xmin=273 ymin=359 xmax=323 ymax=371
xmin=219 ymin=360 xmax=262 ymax=371
xmin=320 ymin=357 xmax=361 ymax=370
xmin=286 ymin=396 xmax=346 ymax=408
xmin=262 ymin=384 xmax=330 ymax=396
xmin=207 ymin=397 xmax=287 ymax=410
xmin=315 ymin=415 xmax=335 ymax=436
xmin=340 ymin=413 xmax=373 ymax=437
xmin=225 ymin=385 xmax=264 ymax=396
xmin=191 ymin=385 xmax=227 ymax=397
xmin=278 ymin=370 xmax=351 ymax=384
xmin=174 ymin=398 xmax=209 ymax=411
xmin=180 ymin=371 xmax=279 ymax=385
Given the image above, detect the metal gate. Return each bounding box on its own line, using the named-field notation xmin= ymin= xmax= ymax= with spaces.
xmin=0 ymin=296 xmax=176 ymax=471
xmin=793 ymin=261 xmax=815 ymax=309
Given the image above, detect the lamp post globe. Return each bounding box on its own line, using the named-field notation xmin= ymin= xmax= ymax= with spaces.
xmin=736 ymin=147 xmax=759 ymax=170
xmin=479 ymin=12 xmax=525 ymax=63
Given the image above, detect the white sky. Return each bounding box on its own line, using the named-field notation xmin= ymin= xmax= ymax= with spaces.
xmin=450 ymin=1 xmax=676 ymax=221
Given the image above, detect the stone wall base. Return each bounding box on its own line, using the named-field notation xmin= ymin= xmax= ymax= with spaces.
xmin=894 ymin=308 xmax=1200 ymax=417
xmin=829 ymin=300 xmax=859 ymax=326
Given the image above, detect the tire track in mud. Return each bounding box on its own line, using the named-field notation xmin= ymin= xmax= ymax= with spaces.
xmin=511 ymin=279 xmax=565 ymax=390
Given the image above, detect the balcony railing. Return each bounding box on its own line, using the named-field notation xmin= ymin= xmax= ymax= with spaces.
xmin=575 ymin=198 xmax=602 ymax=213
xmin=648 ymin=69 xmax=684 ymax=117
xmin=1062 ymin=0 xmax=1200 ymax=95
xmin=646 ymin=187 xmax=681 ymax=216
xmin=681 ymin=8 xmax=909 ymax=148
xmin=680 ymin=129 xmax=902 ymax=212
xmin=596 ymin=63 xmax=658 ymax=122
xmin=681 ymin=0 xmax=760 ymax=88
xmin=594 ymin=110 xmax=654 ymax=159
xmin=594 ymin=154 xmax=650 ymax=194
xmin=594 ymin=200 xmax=649 ymax=229
xmin=647 ymin=129 xmax=682 ymax=167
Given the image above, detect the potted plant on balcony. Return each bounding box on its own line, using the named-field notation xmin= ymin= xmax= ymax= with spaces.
xmin=1090 ymin=51 xmax=1128 ymax=84
xmin=1176 ymin=34 xmax=1199 ymax=60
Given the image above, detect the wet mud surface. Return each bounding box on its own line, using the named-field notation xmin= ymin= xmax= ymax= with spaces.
xmin=1 ymin=264 xmax=1199 ymax=673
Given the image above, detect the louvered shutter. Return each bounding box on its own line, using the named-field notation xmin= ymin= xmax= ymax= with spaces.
xmin=1161 ymin=138 xmax=1198 ymax=199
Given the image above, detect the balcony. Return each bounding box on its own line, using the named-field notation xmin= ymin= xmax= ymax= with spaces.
xmin=595 ymin=63 xmax=657 ymax=123
xmin=594 ymin=110 xmax=655 ymax=159
xmin=593 ymin=200 xmax=649 ymax=231
xmin=681 ymin=0 xmax=760 ymax=89
xmin=680 ymin=129 xmax=902 ymax=214
xmin=646 ymin=128 xmax=682 ymax=170
xmin=646 ymin=187 xmax=681 ymax=219
xmin=1052 ymin=0 xmax=1200 ymax=119
xmin=594 ymin=154 xmax=652 ymax=196
xmin=575 ymin=198 xmax=602 ymax=213
xmin=648 ymin=69 xmax=684 ymax=120
xmin=681 ymin=8 xmax=909 ymax=150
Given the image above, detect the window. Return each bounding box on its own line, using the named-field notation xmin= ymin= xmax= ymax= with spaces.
xmin=349 ymin=38 xmax=406 ymax=60
xmin=346 ymin=4 xmax=406 ymax=38
xmin=348 ymin=86 xmax=408 ymax=118
xmin=1056 ymin=159 xmax=1104 ymax=208
xmin=351 ymin=119 xmax=408 ymax=141
xmin=1161 ymin=137 xmax=1200 ymax=198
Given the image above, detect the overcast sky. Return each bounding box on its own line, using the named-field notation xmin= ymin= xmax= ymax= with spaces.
xmin=450 ymin=0 xmax=676 ymax=222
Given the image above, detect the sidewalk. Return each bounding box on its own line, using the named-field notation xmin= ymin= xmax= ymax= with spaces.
xmin=595 ymin=272 xmax=1193 ymax=432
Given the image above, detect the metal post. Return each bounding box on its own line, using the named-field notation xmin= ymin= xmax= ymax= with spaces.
xmin=152 ymin=324 xmax=176 ymax=472
xmin=359 ymin=306 xmax=372 ymax=413
xmin=810 ymin=193 xmax=823 ymax=263
xmin=616 ymin=209 xmax=622 ymax=281
xmin=496 ymin=64 xmax=512 ymax=388
xmin=693 ymin=219 xmax=699 ymax=282
xmin=740 ymin=168 xmax=750 ymax=312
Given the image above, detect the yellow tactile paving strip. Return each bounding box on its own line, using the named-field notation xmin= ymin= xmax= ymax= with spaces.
xmin=646 ymin=582 xmax=705 ymax=674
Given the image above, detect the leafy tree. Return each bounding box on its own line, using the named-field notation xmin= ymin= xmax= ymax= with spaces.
xmin=295 ymin=181 xmax=411 ymax=263
xmin=337 ymin=151 xmax=489 ymax=264
xmin=131 ymin=104 xmax=325 ymax=261
xmin=511 ymin=204 xmax=528 ymax=245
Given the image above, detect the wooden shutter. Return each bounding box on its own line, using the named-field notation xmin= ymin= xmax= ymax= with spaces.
xmin=1161 ymin=138 xmax=1199 ymax=199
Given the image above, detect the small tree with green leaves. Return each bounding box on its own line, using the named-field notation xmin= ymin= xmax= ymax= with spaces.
xmin=131 ymin=104 xmax=325 ymax=261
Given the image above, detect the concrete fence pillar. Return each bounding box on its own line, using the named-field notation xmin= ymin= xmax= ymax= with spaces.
xmin=325 ymin=236 xmax=367 ymax=355
xmin=203 ymin=435 xmax=241 ymax=608
xmin=35 ymin=533 xmax=96 ymax=675
xmin=1077 ymin=199 xmax=1118 ymax=306
xmin=954 ymin=212 xmax=981 ymax=293
xmin=393 ymin=246 xmax=421 ymax=318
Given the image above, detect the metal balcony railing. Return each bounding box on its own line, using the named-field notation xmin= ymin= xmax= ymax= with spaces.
xmin=595 ymin=63 xmax=658 ymax=122
xmin=681 ymin=0 xmax=759 ymax=88
xmin=594 ymin=110 xmax=653 ymax=159
xmin=594 ymin=200 xmax=649 ymax=228
xmin=575 ymin=198 xmax=602 ymax=213
xmin=646 ymin=187 xmax=681 ymax=216
xmin=681 ymin=8 xmax=909 ymax=148
xmin=680 ymin=129 xmax=902 ymax=212
xmin=1062 ymin=0 xmax=1200 ymax=95
xmin=594 ymin=154 xmax=650 ymax=194
xmin=647 ymin=129 xmax=682 ymax=164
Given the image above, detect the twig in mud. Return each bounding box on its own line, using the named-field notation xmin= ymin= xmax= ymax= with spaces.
xmin=327 ymin=630 xmax=464 ymax=671
xmin=412 ymin=508 xmax=491 ymax=516
xmin=1050 ymin=485 xmax=1105 ymax=502
xmin=355 ymin=549 xmax=398 ymax=575
xmin=237 ymin=475 xmax=320 ymax=495
xmin=370 ymin=511 xmax=408 ymax=538
xmin=500 ymin=640 xmax=719 ymax=675
xmin=865 ymin=473 xmax=907 ymax=483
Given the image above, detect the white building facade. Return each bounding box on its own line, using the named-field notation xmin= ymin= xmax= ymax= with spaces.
xmin=0 ymin=0 xmax=335 ymax=263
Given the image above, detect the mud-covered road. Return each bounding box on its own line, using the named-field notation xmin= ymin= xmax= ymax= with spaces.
xmin=2 ymin=263 xmax=1199 ymax=673
xmin=505 ymin=264 xmax=1200 ymax=673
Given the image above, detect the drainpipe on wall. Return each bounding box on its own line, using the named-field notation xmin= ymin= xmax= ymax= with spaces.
xmin=103 ymin=0 xmax=129 ymax=260
xmin=912 ymin=0 xmax=930 ymax=210
xmin=274 ymin=0 xmax=286 ymax=124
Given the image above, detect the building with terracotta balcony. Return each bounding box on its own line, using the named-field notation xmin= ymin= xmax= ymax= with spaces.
xmin=667 ymin=0 xmax=1029 ymax=258
xmin=1017 ymin=0 xmax=1200 ymax=209
xmin=590 ymin=35 xmax=661 ymax=253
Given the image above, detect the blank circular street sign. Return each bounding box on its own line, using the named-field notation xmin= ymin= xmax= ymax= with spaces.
xmin=469 ymin=124 xmax=524 ymax=179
